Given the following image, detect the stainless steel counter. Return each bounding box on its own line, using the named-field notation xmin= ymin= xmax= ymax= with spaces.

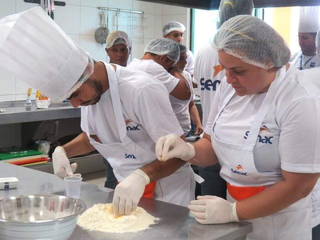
xmin=0 ymin=162 xmax=252 ymax=240
xmin=0 ymin=101 xmax=80 ymax=124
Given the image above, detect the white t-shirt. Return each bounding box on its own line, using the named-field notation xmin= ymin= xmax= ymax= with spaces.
xmin=205 ymin=66 xmax=320 ymax=174
xmin=185 ymin=50 xmax=195 ymax=75
xmin=168 ymin=70 xmax=194 ymax=135
xmin=81 ymin=65 xmax=183 ymax=146
xmin=290 ymin=51 xmax=320 ymax=70
xmin=303 ymin=67 xmax=320 ymax=89
xmin=127 ymin=58 xmax=179 ymax=93
xmin=300 ymin=67 xmax=320 ymax=227
xmin=194 ymin=43 xmax=225 ymax=128
xmin=128 ymin=58 xmax=192 ymax=135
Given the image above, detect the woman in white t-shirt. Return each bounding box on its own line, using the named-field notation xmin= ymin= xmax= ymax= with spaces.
xmin=156 ymin=15 xmax=320 ymax=240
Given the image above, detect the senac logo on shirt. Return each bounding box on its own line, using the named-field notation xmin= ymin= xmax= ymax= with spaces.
xmin=243 ymin=125 xmax=273 ymax=144
xmin=126 ymin=125 xmax=140 ymax=131
xmin=125 ymin=153 xmax=136 ymax=159
xmin=199 ymin=65 xmax=224 ymax=91
xmin=200 ymin=78 xmax=221 ymax=91
xmin=231 ymin=164 xmax=248 ymax=176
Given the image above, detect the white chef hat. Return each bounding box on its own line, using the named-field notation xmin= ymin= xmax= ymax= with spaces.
xmin=0 ymin=7 xmax=93 ymax=101
xmin=299 ymin=7 xmax=320 ymax=33
xmin=106 ymin=31 xmax=132 ymax=50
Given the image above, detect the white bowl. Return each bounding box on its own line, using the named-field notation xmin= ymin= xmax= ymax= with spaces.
xmin=0 ymin=194 xmax=86 ymax=240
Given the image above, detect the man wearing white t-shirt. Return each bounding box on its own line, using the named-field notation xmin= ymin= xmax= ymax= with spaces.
xmin=127 ymin=39 xmax=193 ymax=136
xmin=163 ymin=21 xmax=195 ymax=75
xmin=290 ymin=7 xmax=320 ymax=70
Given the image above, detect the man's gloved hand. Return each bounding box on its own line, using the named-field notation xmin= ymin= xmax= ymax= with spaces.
xmin=188 ymin=195 xmax=239 ymax=224
xmin=156 ymin=134 xmax=195 ymax=161
xmin=112 ymin=169 xmax=150 ymax=216
xmin=52 ymin=146 xmax=77 ymax=178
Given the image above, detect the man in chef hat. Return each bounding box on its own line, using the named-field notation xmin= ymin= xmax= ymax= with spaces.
xmin=0 ymin=7 xmax=195 ymax=216
xmin=290 ymin=7 xmax=320 ymax=70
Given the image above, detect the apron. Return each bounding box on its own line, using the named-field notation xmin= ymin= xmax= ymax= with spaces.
xmin=211 ymin=66 xmax=312 ymax=240
xmin=82 ymin=63 xmax=195 ymax=206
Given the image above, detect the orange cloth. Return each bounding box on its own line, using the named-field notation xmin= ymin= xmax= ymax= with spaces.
xmin=142 ymin=182 xmax=157 ymax=199
xmin=227 ymin=182 xmax=266 ymax=201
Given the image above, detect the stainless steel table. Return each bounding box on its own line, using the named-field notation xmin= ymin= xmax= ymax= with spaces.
xmin=0 ymin=162 xmax=252 ymax=239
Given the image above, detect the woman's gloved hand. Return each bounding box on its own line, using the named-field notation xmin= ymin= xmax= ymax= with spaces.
xmin=156 ymin=134 xmax=195 ymax=161
xmin=52 ymin=146 xmax=77 ymax=178
xmin=188 ymin=196 xmax=239 ymax=224
xmin=112 ymin=169 xmax=150 ymax=216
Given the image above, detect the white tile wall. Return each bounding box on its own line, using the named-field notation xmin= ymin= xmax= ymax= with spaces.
xmin=0 ymin=0 xmax=189 ymax=101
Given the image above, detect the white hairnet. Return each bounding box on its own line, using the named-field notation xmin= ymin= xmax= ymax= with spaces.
xmin=178 ymin=44 xmax=188 ymax=53
xmin=144 ymin=38 xmax=180 ymax=63
xmin=163 ymin=21 xmax=186 ymax=36
xmin=106 ymin=31 xmax=132 ymax=49
xmin=299 ymin=7 xmax=320 ymax=33
xmin=213 ymin=15 xmax=290 ymax=69
xmin=218 ymin=0 xmax=254 ymax=27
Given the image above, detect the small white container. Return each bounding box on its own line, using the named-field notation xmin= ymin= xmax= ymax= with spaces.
xmin=0 ymin=177 xmax=19 ymax=190
xmin=36 ymin=99 xmax=50 ymax=109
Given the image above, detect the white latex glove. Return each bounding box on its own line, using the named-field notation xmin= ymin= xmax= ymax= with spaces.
xmin=188 ymin=195 xmax=239 ymax=224
xmin=52 ymin=146 xmax=77 ymax=178
xmin=156 ymin=134 xmax=195 ymax=161
xmin=112 ymin=169 xmax=150 ymax=216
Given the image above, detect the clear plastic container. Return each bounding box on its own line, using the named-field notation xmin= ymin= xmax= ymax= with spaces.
xmin=64 ymin=174 xmax=82 ymax=199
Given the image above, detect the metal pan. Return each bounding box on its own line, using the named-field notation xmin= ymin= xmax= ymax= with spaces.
xmin=95 ymin=11 xmax=109 ymax=44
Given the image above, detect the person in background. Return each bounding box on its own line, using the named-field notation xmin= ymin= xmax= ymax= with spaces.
xmin=127 ymin=39 xmax=193 ymax=136
xmin=0 ymin=7 xmax=195 ymax=217
xmin=301 ymin=28 xmax=320 ymax=240
xmin=105 ymin=30 xmax=131 ymax=67
xmin=102 ymin=31 xmax=132 ymax=190
xmin=193 ymin=0 xmax=254 ymax=198
xmin=163 ymin=21 xmax=194 ymax=75
xmin=176 ymin=43 xmax=203 ymax=136
xmin=156 ymin=15 xmax=320 ymax=239
xmin=290 ymin=7 xmax=320 ymax=70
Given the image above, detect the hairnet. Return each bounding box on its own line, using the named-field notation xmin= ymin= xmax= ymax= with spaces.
xmin=218 ymin=0 xmax=254 ymax=26
xmin=106 ymin=31 xmax=132 ymax=49
xmin=178 ymin=44 xmax=188 ymax=53
xmin=163 ymin=21 xmax=186 ymax=36
xmin=144 ymin=38 xmax=180 ymax=63
xmin=213 ymin=15 xmax=290 ymax=69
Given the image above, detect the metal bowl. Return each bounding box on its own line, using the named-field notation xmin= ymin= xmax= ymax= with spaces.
xmin=0 ymin=194 xmax=86 ymax=240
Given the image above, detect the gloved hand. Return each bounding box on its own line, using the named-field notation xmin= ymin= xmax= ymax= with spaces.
xmin=112 ymin=169 xmax=150 ymax=216
xmin=156 ymin=134 xmax=195 ymax=161
xmin=188 ymin=195 xmax=239 ymax=224
xmin=52 ymin=146 xmax=77 ymax=178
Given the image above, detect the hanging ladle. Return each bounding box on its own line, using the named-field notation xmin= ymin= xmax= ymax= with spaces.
xmin=94 ymin=11 xmax=109 ymax=44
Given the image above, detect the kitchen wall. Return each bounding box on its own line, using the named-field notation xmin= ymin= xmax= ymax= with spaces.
xmin=0 ymin=0 xmax=190 ymax=101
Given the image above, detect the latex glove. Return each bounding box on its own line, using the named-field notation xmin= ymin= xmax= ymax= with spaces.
xmin=112 ymin=169 xmax=150 ymax=216
xmin=156 ymin=134 xmax=195 ymax=161
xmin=52 ymin=146 xmax=77 ymax=178
xmin=188 ymin=195 xmax=239 ymax=224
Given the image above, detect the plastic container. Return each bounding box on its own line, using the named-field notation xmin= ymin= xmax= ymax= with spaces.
xmin=64 ymin=175 xmax=82 ymax=199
